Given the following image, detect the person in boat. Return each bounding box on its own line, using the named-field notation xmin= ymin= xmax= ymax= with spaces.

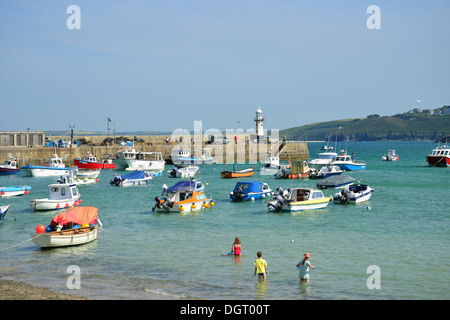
xmin=351 ymin=153 xmax=355 ymax=161
xmin=231 ymin=237 xmax=242 ymax=256
xmin=296 ymin=252 xmax=315 ymax=283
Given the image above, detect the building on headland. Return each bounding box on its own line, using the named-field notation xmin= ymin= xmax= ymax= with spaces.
xmin=0 ymin=131 xmax=45 ymax=147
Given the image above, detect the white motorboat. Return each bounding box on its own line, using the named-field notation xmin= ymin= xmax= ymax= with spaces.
xmin=268 ymin=187 xmax=332 ymax=212
xmin=113 ymin=148 xmax=165 ymax=172
xmin=382 ymin=150 xmax=399 ymax=161
xmin=308 ymin=151 xmax=338 ymax=169
xmin=21 ymin=153 xmax=70 ymax=177
xmin=31 ymin=206 xmax=101 ymax=248
xmin=264 ymin=155 xmax=290 ymax=171
xmin=308 ymin=165 xmax=343 ymax=179
xmin=0 ymin=185 xmax=31 ymax=198
xmin=30 ymin=182 xmax=81 ymax=211
xmin=168 ymin=165 xmax=199 ymax=178
xmin=333 ymin=184 xmax=374 ymax=204
xmin=110 ymin=170 xmax=152 ymax=187
xmin=330 ymin=152 xmax=366 ymax=171
xmin=170 ymin=148 xmax=214 ymax=165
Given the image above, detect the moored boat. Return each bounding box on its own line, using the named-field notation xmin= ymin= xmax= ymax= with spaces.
xmin=308 ymin=165 xmax=343 ymax=179
xmin=110 ymin=170 xmax=152 ymax=187
xmin=21 ymin=153 xmax=70 ymax=177
xmin=221 ymin=166 xmax=254 ymax=179
xmin=0 ymin=158 xmax=22 ymax=175
xmin=330 ymin=153 xmax=366 ymax=171
xmin=268 ymin=187 xmax=332 ymax=212
xmin=230 ymin=181 xmax=273 ymax=201
xmin=333 ymin=184 xmax=374 ymax=204
xmin=0 ymin=185 xmax=31 ymax=198
xmin=168 ymin=165 xmax=199 ymax=178
xmin=0 ymin=205 xmax=11 ymax=223
xmin=153 ymin=190 xmax=214 ymax=213
xmin=382 ymin=150 xmax=399 ymax=161
xmin=30 ymin=182 xmax=81 ymax=211
xmin=73 ymin=153 xmax=116 ymax=169
xmin=31 ymin=206 xmax=101 ymax=248
xmin=113 ymin=148 xmax=165 ymax=172
xmin=308 ymin=151 xmax=338 ymax=169
xmin=426 ymin=145 xmax=450 ymax=167
xmin=316 ymin=175 xmax=356 ymax=189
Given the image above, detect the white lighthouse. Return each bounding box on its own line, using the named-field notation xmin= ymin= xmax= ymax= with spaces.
xmin=254 ymin=107 xmax=265 ymax=139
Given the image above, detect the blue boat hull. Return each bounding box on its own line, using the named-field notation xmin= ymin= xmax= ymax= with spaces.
xmin=0 ymin=169 xmax=22 ymax=175
xmin=230 ymin=192 xmax=272 ymax=201
xmin=337 ymin=163 xmax=366 ymax=171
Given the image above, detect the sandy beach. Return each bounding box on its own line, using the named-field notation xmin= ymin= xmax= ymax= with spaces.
xmin=0 ymin=278 xmax=89 ymax=300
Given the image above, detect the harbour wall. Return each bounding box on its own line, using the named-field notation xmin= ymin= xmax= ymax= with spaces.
xmin=0 ymin=135 xmax=309 ymax=165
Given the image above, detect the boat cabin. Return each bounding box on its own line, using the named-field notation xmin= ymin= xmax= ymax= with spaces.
xmin=288 ymin=188 xmax=325 ymax=202
xmin=48 ymin=184 xmax=79 ymax=201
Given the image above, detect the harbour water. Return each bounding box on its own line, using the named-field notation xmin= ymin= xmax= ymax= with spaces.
xmin=0 ymin=141 xmax=449 ymax=300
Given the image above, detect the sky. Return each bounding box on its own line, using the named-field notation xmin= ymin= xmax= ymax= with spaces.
xmin=1 ymin=0 xmax=449 ymax=134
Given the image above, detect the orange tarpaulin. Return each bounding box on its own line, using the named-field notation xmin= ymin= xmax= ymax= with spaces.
xmin=51 ymin=206 xmax=98 ymax=226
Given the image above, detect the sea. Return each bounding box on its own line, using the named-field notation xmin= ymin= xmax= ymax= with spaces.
xmin=0 ymin=141 xmax=449 ymax=300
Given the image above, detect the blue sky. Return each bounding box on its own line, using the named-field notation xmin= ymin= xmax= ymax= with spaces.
xmin=1 ymin=0 xmax=449 ymax=133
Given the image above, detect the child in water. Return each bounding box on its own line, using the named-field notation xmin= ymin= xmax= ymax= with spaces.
xmin=254 ymin=251 xmax=268 ymax=280
xmin=231 ymin=237 xmax=242 ymax=256
xmin=296 ymin=252 xmax=315 ymax=282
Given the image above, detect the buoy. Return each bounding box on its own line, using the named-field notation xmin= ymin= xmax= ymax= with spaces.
xmin=36 ymin=225 xmax=46 ymax=233
xmin=180 ymin=206 xmax=184 ymax=212
xmin=1 ymin=191 xmax=5 ymax=195
xmin=191 ymin=204 xmax=197 ymax=209
xmin=56 ymin=204 xmax=60 ymax=208
xmin=65 ymin=203 xmax=69 ymax=208
xmin=250 ymin=197 xmax=255 ymax=201
xmin=74 ymin=201 xmax=79 ymax=206
xmin=81 ymin=223 xmax=90 ymax=228
xmin=210 ymin=201 xmax=215 ymax=207
xmin=25 ymin=190 xmax=29 ymax=194
xmin=367 ymin=206 xmax=371 ymax=210
xmin=78 ymin=199 xmax=82 ymax=203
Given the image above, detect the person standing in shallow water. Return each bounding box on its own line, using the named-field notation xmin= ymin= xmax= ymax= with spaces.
xmin=297 ymin=252 xmax=315 ymax=282
xmin=254 ymin=251 xmax=268 ymax=280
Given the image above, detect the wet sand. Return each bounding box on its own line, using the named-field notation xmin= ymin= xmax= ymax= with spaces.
xmin=0 ymin=278 xmax=89 ymax=300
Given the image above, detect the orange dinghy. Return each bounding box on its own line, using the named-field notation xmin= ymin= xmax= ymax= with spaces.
xmin=220 ymin=166 xmax=254 ymax=179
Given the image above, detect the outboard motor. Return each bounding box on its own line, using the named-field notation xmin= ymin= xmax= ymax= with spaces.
xmin=161 ymin=197 xmax=174 ymax=212
xmin=110 ymin=176 xmax=122 ymax=186
xmin=233 ymin=186 xmax=244 ymax=201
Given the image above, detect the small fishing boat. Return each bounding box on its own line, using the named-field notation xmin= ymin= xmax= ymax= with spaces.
xmin=316 ymin=175 xmax=356 ymax=189
xmin=170 ymin=148 xmax=214 ymax=165
xmin=153 ymin=190 xmax=214 ymax=213
xmin=73 ymin=153 xmax=116 ymax=169
xmin=268 ymin=187 xmax=332 ymax=212
xmin=21 ymin=153 xmax=70 ymax=177
xmin=333 ymin=183 xmax=374 ymax=204
xmin=168 ymin=165 xmax=199 ymax=178
xmin=382 ymin=150 xmax=399 ymax=161
xmin=0 ymin=158 xmax=21 ymax=175
xmin=58 ymin=168 xmax=98 ymax=186
xmin=31 ymin=206 xmax=101 ymax=248
xmin=308 ymin=151 xmax=338 ymax=169
xmin=109 ymin=170 xmax=152 ymax=187
xmin=308 ymin=165 xmax=343 ymax=179
xmin=30 ymin=182 xmax=81 ymax=211
xmin=230 ymin=181 xmax=273 ymax=201
xmin=0 ymin=185 xmax=31 ymax=198
xmin=113 ymin=148 xmax=165 ymax=172
xmin=330 ymin=153 xmax=366 ymax=171
xmin=426 ymin=145 xmax=450 ymax=167
xmin=264 ymin=155 xmax=290 ymax=171
xmin=221 ymin=166 xmax=254 ymax=179
xmin=0 ymin=205 xmax=11 ymax=223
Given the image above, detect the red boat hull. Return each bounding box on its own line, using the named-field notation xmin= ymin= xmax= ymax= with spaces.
xmin=427 ymin=156 xmax=450 ymax=167
xmin=73 ymin=159 xmax=116 ymax=170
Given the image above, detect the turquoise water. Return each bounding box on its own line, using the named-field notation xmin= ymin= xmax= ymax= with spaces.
xmin=1 ymin=141 xmax=449 ymax=300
